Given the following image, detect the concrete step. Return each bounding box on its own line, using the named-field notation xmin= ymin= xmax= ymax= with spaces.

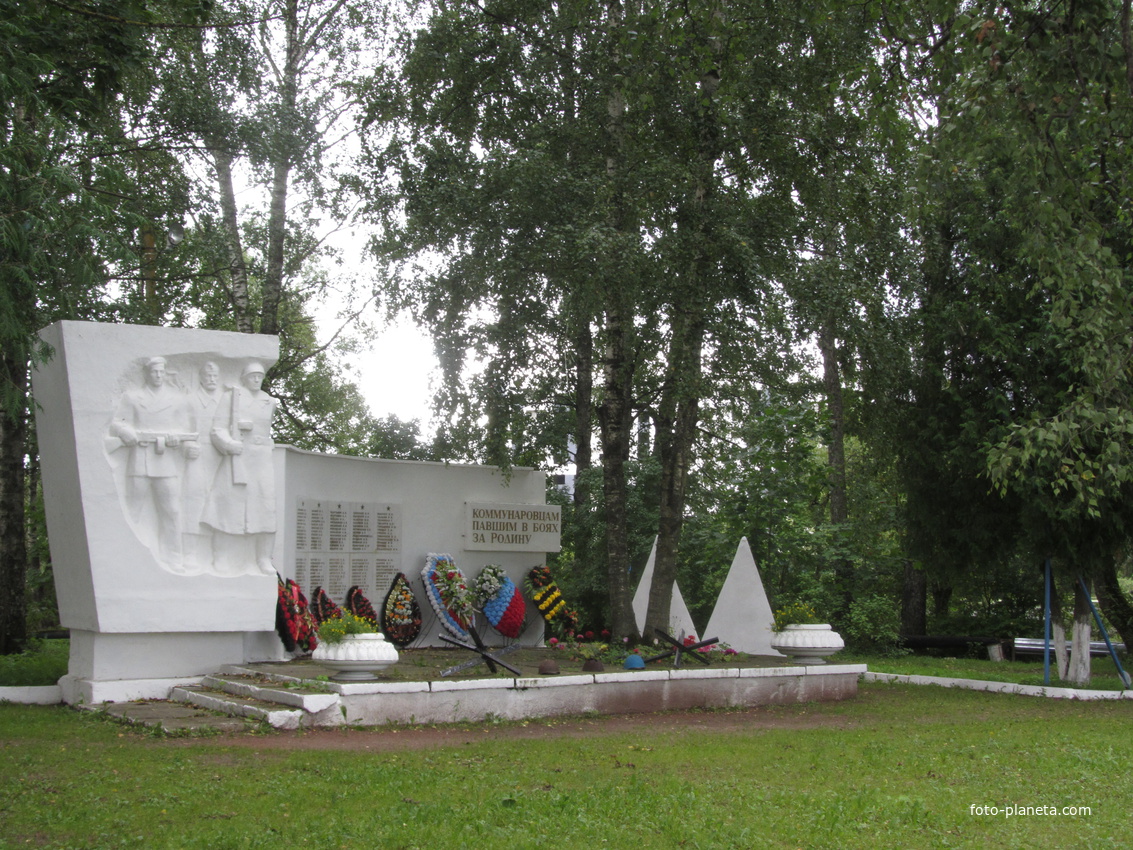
xmin=200 ymin=674 xmax=341 ymax=713
xmin=170 ymin=685 xmax=306 ymax=730
xmin=89 ymin=700 xmax=261 ymax=734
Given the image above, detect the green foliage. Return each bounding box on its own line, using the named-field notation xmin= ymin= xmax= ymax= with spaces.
xmin=678 ymin=389 xmax=826 ymax=623
xmin=772 ymin=601 xmax=822 ymax=631
xmin=269 ymin=350 xmax=377 ymax=456
xmin=550 ymin=459 xmax=660 ymax=631
xmin=915 ymin=4 xmax=1133 ymax=528
xmin=872 ymin=0 xmax=1133 ymax=651
xmin=368 ymin=415 xmax=436 ymax=461
xmin=315 ymin=611 xmax=378 ymax=644
xmin=0 ymin=639 xmax=68 ymax=686
xmin=842 ymin=594 xmax=905 ymax=656
xmin=1 ymin=0 xmax=207 ymax=653
xmin=930 ymin=594 xmax=1043 ymax=644
xmin=149 ymin=0 xmax=389 ymax=451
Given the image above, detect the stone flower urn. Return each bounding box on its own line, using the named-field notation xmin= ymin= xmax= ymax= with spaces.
xmin=312 ymin=633 xmax=399 ymax=682
xmin=770 ymin=624 xmax=845 ymax=665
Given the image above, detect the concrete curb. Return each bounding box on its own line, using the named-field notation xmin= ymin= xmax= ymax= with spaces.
xmin=0 ymin=685 xmax=63 ymax=705
xmin=863 ymin=671 xmax=1133 ymax=700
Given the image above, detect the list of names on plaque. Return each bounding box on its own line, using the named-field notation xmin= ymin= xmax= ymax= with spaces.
xmin=329 ymin=506 xmax=350 ymax=552
xmin=295 ymin=499 xmax=403 ymax=606
xmin=375 ymin=510 xmax=400 ymax=551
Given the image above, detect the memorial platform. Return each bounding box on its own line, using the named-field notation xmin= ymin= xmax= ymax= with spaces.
xmin=158 ymin=658 xmax=866 ymax=730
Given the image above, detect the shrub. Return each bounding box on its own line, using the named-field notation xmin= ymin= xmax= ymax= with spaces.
xmin=0 ymin=639 xmax=69 ymax=687
xmin=843 ymin=595 xmax=907 ymax=656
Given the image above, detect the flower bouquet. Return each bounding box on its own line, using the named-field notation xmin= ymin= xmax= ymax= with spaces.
xmin=316 ymin=610 xmax=379 ymax=644
xmin=473 ymin=564 xmax=526 ymax=639
xmin=772 ymin=600 xmax=822 ymax=631
xmin=421 ymin=553 xmax=475 ymax=639
xmin=381 ymin=573 xmax=422 ymax=648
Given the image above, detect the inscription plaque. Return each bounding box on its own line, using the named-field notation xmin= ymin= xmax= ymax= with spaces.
xmin=295 ymin=499 xmax=402 ymax=604
xmin=465 ymin=502 xmax=562 ymax=552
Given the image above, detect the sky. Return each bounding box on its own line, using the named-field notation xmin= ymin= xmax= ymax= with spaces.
xmin=340 ymin=316 xmax=438 ymax=427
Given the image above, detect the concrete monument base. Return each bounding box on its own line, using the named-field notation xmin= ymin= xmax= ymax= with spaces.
xmin=196 ymin=662 xmax=868 ymax=727
xmin=58 ymin=629 xmax=289 ymax=704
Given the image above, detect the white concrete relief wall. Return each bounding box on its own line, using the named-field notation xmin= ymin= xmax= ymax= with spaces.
xmin=34 ymin=322 xmax=559 ymax=699
xmin=106 ymin=355 xmax=279 ymax=578
xmin=276 ymin=448 xmax=554 ymax=648
xmin=33 ymin=321 xmax=280 ymax=638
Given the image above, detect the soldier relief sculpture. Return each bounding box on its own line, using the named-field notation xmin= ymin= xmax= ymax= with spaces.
xmin=107 ymin=355 xmax=278 ymax=577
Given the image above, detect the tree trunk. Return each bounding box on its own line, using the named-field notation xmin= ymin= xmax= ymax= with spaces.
xmin=572 ymin=318 xmax=593 ymax=508
xmin=930 ymin=583 xmax=953 ymax=620
xmin=899 ymin=560 xmax=927 ymax=636
xmin=212 ymin=146 xmax=254 ymax=334
xmin=0 ymin=352 xmax=29 ymax=654
xmin=597 ymin=0 xmax=638 ymax=642
xmin=260 ymin=0 xmax=301 ymax=338
xmin=1095 ymin=551 xmax=1133 ymax=654
xmin=645 ymin=32 xmax=721 ymax=637
xmin=648 ymin=315 xmax=704 ymax=636
xmin=598 ymin=306 xmax=637 ymax=641
xmin=1049 ymin=578 xmax=1069 ymax=681
xmin=819 ymin=320 xmax=853 ymax=617
xmin=261 ymin=157 xmax=291 ymax=337
xmin=1065 ymin=578 xmax=1092 ymax=686
xmin=0 ymin=104 xmax=35 ymax=654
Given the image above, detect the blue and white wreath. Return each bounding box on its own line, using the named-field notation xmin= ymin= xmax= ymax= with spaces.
xmin=421 ymin=553 xmax=475 ymax=639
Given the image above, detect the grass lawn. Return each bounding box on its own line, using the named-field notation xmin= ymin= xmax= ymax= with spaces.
xmin=1 ymin=682 xmax=1128 ymax=849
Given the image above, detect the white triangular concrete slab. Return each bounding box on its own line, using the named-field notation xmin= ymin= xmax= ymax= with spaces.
xmin=705 ymin=537 xmax=782 ymax=656
xmin=668 ymin=581 xmax=697 ymax=639
xmin=633 ymin=536 xmax=698 ymax=639
xmin=632 ymin=536 xmax=657 ymax=631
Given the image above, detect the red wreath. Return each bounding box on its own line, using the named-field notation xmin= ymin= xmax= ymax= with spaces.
xmin=276 ymin=577 xmax=318 ymax=653
xmin=309 ymin=586 xmax=342 ymax=625
xmin=345 ymin=585 xmax=378 ymax=624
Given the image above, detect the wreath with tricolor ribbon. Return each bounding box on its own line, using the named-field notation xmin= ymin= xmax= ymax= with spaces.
xmin=474 ymin=564 xmax=526 ymax=639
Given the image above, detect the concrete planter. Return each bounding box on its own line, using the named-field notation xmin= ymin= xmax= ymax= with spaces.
xmin=312 ymin=633 xmax=398 ymax=681
xmin=770 ymin=624 xmax=844 ymax=665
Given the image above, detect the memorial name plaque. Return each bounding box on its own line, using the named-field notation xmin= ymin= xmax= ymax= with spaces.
xmin=295 ymin=499 xmax=402 ymax=603
xmin=465 ymin=502 xmax=562 ymax=552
